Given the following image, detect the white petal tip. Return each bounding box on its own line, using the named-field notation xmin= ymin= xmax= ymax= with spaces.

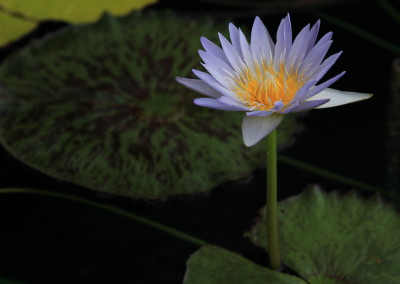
xmin=242 ymin=114 xmax=284 ymax=147
xmin=312 ymin=88 xmax=373 ymax=109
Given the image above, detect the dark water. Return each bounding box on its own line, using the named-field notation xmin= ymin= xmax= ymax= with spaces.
xmin=0 ymin=0 xmax=397 ymax=283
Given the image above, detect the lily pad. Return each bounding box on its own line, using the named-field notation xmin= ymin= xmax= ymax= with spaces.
xmin=246 ymin=185 xmax=400 ymax=283
xmin=0 ymin=10 xmax=36 ymax=47
xmin=0 ymin=11 xmax=300 ymax=198
xmin=0 ymin=0 xmax=157 ymax=46
xmin=183 ymin=245 xmax=306 ymax=284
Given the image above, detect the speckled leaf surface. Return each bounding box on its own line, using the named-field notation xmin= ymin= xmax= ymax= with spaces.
xmin=246 ymin=185 xmax=400 ymax=283
xmin=183 ymin=245 xmax=306 ymax=284
xmin=0 ymin=0 xmax=157 ymax=46
xmin=0 ymin=11 xmax=300 ymax=198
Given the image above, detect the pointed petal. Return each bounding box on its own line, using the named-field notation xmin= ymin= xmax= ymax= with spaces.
xmin=303 ymin=71 xmax=346 ymax=99
xmin=274 ymin=14 xmax=292 ymax=69
xmin=194 ymin=98 xmax=245 ymax=111
xmin=238 ymin=28 xmax=256 ymax=74
xmin=192 ymin=69 xmax=239 ymax=101
xmin=309 ymin=51 xmax=343 ymax=82
xmin=301 ymin=40 xmax=332 ymax=76
xmin=199 ymin=50 xmax=235 ymax=87
xmin=286 ymin=24 xmax=310 ymax=71
xmin=291 ymin=79 xmax=318 ymax=101
xmin=242 ymin=114 xmax=284 ymax=147
xmin=176 ymin=77 xmax=222 ymax=98
xmin=310 ymin=88 xmax=373 ymax=108
xmin=219 ymin=33 xmax=245 ymax=74
xmin=280 ymin=100 xmax=300 ymax=113
xmin=200 ymin=36 xmax=229 ymax=64
xmin=218 ymin=96 xmax=250 ymax=110
xmin=251 ymin=16 xmax=274 ymax=64
xmin=291 ymin=98 xmax=330 ymax=112
xmin=306 ymin=20 xmax=320 ymax=54
xmin=229 ymin=23 xmax=244 ymax=59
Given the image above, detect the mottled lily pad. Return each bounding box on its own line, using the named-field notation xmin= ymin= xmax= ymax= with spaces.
xmin=246 ymin=185 xmax=400 ymax=283
xmin=0 ymin=0 xmax=157 ymax=46
xmin=0 ymin=11 xmax=300 ymax=198
xmin=183 ymin=245 xmax=306 ymax=284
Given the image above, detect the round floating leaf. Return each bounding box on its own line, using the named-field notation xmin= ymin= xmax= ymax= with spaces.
xmin=246 ymin=185 xmax=400 ymax=283
xmin=184 ymin=245 xmax=306 ymax=284
xmin=0 ymin=0 xmax=157 ymax=46
xmin=0 ymin=11 xmax=36 ymax=46
xmin=0 ymin=11 xmax=300 ymax=198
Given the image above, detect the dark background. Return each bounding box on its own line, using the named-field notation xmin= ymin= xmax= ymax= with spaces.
xmin=0 ymin=0 xmax=398 ymax=283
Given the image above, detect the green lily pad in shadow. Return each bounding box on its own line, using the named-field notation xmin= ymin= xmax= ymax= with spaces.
xmin=183 ymin=245 xmax=306 ymax=284
xmin=245 ymin=185 xmax=400 ymax=283
xmin=0 ymin=11 xmax=300 ymax=198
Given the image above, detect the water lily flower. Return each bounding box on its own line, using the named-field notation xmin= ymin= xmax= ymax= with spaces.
xmin=176 ymin=15 xmax=372 ymax=147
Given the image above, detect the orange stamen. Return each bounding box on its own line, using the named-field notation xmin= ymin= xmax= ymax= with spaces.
xmin=233 ymin=62 xmax=305 ymax=111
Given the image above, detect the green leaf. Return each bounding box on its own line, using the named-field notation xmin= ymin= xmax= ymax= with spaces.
xmin=0 ymin=11 xmax=300 ymax=199
xmin=246 ymin=185 xmax=400 ymax=283
xmin=0 ymin=10 xmax=36 ymax=46
xmin=184 ymin=245 xmax=306 ymax=284
xmin=0 ymin=0 xmax=157 ymax=46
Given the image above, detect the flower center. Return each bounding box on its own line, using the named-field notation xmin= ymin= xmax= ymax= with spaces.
xmin=233 ymin=63 xmax=304 ymax=111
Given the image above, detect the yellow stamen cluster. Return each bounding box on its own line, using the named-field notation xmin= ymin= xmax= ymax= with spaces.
xmin=233 ymin=62 xmax=305 ymax=111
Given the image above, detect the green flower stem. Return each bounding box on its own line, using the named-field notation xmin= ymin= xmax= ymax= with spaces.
xmin=0 ymin=188 xmax=207 ymax=247
xmin=265 ymin=130 xmax=281 ymax=270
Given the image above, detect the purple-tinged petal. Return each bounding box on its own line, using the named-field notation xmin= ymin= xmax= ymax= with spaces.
xmin=313 ymin=31 xmax=333 ymax=48
xmin=194 ymin=98 xmax=244 ymax=111
xmin=218 ymin=96 xmax=250 ymax=110
xmin=302 ymin=31 xmax=332 ymax=63
xmin=310 ymin=88 xmax=373 ymax=109
xmin=291 ymin=98 xmax=330 ymax=112
xmin=229 ymin=23 xmax=244 ymax=60
xmin=306 ymin=20 xmax=320 ymax=54
xmin=192 ymin=69 xmax=239 ymax=101
xmin=274 ymin=14 xmax=292 ymax=69
xmin=246 ymin=110 xmax=274 ymax=117
xmin=238 ymin=29 xmax=256 ymax=74
xmin=242 ymin=114 xmax=284 ymax=147
xmin=251 ymin=16 xmax=274 ymax=64
xmin=309 ymin=51 xmax=343 ymax=82
xmin=176 ymin=77 xmax=222 ymax=98
xmin=301 ymin=40 xmax=332 ymax=76
xmin=283 ymin=15 xmax=293 ymax=52
xmin=219 ymin=33 xmax=246 ymax=74
xmin=286 ymin=24 xmax=310 ymax=71
xmin=200 ymin=36 xmax=228 ymax=64
xmin=279 ymin=100 xmax=300 ymax=113
xmin=199 ymin=50 xmax=235 ymax=87
xmin=303 ymin=71 xmax=346 ymax=100
xmin=291 ymin=79 xmax=318 ymax=102
xmin=271 ymin=100 xmax=285 ymax=111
